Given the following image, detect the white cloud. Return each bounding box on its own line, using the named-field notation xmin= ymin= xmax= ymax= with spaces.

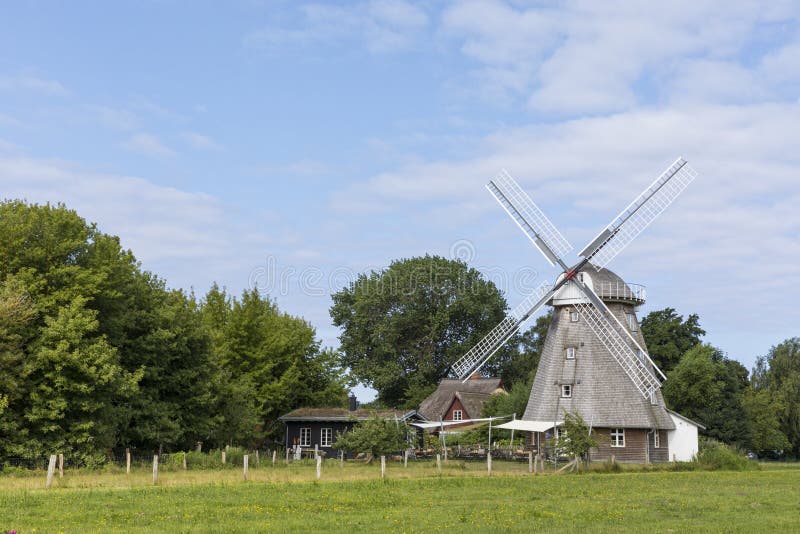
xmin=181 ymin=131 xmax=222 ymax=151
xmin=244 ymin=0 xmax=429 ymax=53
xmin=122 ymin=133 xmax=175 ymax=157
xmin=90 ymin=105 xmax=141 ymax=131
xmin=0 ymin=72 xmax=68 ymax=95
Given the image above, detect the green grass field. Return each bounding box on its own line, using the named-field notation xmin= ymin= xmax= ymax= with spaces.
xmin=2 ymin=461 xmax=799 ymax=532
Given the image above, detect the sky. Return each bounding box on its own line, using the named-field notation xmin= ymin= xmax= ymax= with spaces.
xmin=1 ymin=1 xmax=798 ymax=401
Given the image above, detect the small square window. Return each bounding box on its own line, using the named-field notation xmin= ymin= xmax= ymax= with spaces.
xmin=561 ymin=384 xmax=572 ymax=398
xmin=556 ymin=427 xmax=567 ymax=440
xmin=321 ymin=428 xmax=333 ymax=447
xmin=653 ymin=431 xmax=661 ymax=448
xmin=570 ymin=311 xmax=579 ymax=322
xmin=300 ymin=427 xmax=311 ymax=447
xmin=611 ymin=428 xmax=625 ymax=447
xmin=452 ymin=409 xmax=462 ymax=421
xmin=566 ymin=347 xmax=576 ymax=360
xmin=626 ymin=313 xmax=638 ymax=332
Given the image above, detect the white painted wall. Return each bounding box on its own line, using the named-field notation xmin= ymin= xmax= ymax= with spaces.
xmin=667 ymin=412 xmax=700 ymax=461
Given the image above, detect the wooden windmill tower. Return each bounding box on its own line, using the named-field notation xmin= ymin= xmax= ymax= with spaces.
xmin=449 ymin=158 xmax=699 ymax=462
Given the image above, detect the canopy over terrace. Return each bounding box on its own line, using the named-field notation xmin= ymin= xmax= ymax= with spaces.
xmin=494 ymin=420 xmax=561 ymax=432
xmin=408 ymin=416 xmax=511 ymax=431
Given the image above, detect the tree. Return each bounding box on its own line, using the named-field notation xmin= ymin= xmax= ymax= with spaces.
xmin=662 ymin=344 xmax=750 ymax=447
xmin=751 ymin=338 xmax=800 ymax=456
xmin=641 ymin=308 xmax=705 ymax=373
xmin=494 ymin=311 xmax=551 ymax=387
xmin=330 ymin=255 xmax=514 ymax=408
xmin=742 ymin=389 xmax=790 ymax=454
xmin=556 ymin=411 xmax=598 ymax=467
xmin=23 ymin=297 xmax=140 ymax=464
xmin=332 ymin=417 xmax=409 ymax=460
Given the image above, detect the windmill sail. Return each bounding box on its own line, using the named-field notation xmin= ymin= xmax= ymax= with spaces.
xmin=488 ymin=170 xmax=573 ymax=266
xmin=450 ymin=282 xmax=553 ymax=381
xmin=571 ymin=280 xmax=665 ymax=399
xmin=579 ymin=157 xmax=697 ymax=269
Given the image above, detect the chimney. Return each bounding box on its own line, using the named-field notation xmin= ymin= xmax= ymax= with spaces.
xmin=348 ymin=394 xmax=358 ymax=412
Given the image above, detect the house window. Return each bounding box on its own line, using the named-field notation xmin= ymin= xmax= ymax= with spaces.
xmin=626 ymin=313 xmax=638 ymax=331
xmin=611 ymin=428 xmax=625 ymax=447
xmin=300 ymin=427 xmax=311 ymax=447
xmin=321 ymin=428 xmax=333 ymax=447
xmin=561 ymin=384 xmax=572 ymax=398
xmin=566 ymin=347 xmax=576 ymax=360
xmin=556 ymin=426 xmax=567 ymax=439
xmin=653 ymin=431 xmax=661 ymax=448
xmin=570 ymin=311 xmax=579 ymax=322
xmin=452 ymin=410 xmax=463 ymax=421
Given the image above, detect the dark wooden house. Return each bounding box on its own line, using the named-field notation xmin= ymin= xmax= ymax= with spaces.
xmin=279 ymin=396 xmax=423 ymax=458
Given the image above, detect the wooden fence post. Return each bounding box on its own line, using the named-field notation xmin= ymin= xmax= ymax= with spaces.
xmin=243 ymin=455 xmax=249 ymax=481
xmin=221 ymin=451 xmax=226 ymax=465
xmin=487 ymin=451 xmax=492 ymax=476
xmin=58 ymin=453 xmax=64 ymax=478
xmin=534 ymin=454 xmax=539 ymax=475
xmin=316 ymin=455 xmax=322 ymax=480
xmin=182 ymin=452 xmax=187 ymax=470
xmin=381 ymin=455 xmax=386 ymax=479
xmin=528 ymin=451 xmax=533 ymax=474
xmin=285 ymin=448 xmax=289 ymax=465
xmin=152 ymin=455 xmax=159 ymax=484
xmin=126 ymin=448 xmax=131 ymax=475
xmin=272 ymin=450 xmax=277 ymax=467
xmin=46 ymin=454 xmax=57 ymax=489
xmin=256 ymin=449 xmax=260 ymax=467
xmin=436 ymin=454 xmax=441 ymax=474
xmin=314 ymin=444 xmax=319 ymax=459
xmin=404 ymin=450 xmax=408 ymax=468
xmin=340 ymin=450 xmax=344 ymax=467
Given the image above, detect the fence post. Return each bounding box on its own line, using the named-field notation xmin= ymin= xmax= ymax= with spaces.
xmin=316 ymin=455 xmax=322 ymax=480
xmin=285 ymin=448 xmax=289 ymax=465
xmin=182 ymin=452 xmax=187 ymax=470
xmin=340 ymin=450 xmax=344 ymax=467
xmin=243 ymin=455 xmax=249 ymax=481
xmin=528 ymin=451 xmax=533 ymax=474
xmin=221 ymin=451 xmax=226 ymax=465
xmin=487 ymin=451 xmax=492 ymax=476
xmin=436 ymin=454 xmax=441 ymax=474
xmin=272 ymin=450 xmax=277 ymax=467
xmin=58 ymin=453 xmax=64 ymax=478
xmin=314 ymin=444 xmax=319 ymax=459
xmin=256 ymin=449 xmax=260 ymax=467
xmin=534 ymin=454 xmax=539 ymax=475
xmin=126 ymin=448 xmax=131 ymax=475
xmin=381 ymin=455 xmax=386 ymax=479
xmin=404 ymin=450 xmax=408 ymax=468
xmin=152 ymin=455 xmax=159 ymax=484
xmin=46 ymin=454 xmax=57 ymax=489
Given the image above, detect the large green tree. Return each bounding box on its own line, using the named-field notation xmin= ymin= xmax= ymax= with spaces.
xmin=751 ymin=338 xmax=800 ymax=456
xmin=641 ymin=308 xmax=705 ymax=373
xmin=662 ymin=344 xmax=750 ymax=447
xmin=330 ymin=255 xmax=519 ymax=408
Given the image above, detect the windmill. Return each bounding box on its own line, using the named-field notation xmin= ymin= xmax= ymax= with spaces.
xmin=449 ymin=157 xmax=699 ymax=462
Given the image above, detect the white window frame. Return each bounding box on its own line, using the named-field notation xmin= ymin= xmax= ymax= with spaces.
xmin=556 ymin=426 xmax=567 ymax=440
xmin=610 ymin=428 xmax=625 ymax=448
xmin=561 ymin=384 xmax=572 ymax=398
xmin=452 ymin=409 xmax=463 ymax=421
xmin=626 ymin=313 xmax=638 ymax=332
xmin=321 ymin=427 xmax=333 ymax=447
xmin=653 ymin=431 xmax=660 ymax=449
xmin=300 ymin=427 xmax=311 ymax=447
xmin=566 ymin=347 xmax=576 ymax=360
xmin=570 ymin=310 xmax=579 ymax=322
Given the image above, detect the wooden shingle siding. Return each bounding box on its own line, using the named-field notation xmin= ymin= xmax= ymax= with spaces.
xmin=649 ymin=429 xmax=669 ymax=463
xmin=590 ymin=428 xmax=648 ymax=463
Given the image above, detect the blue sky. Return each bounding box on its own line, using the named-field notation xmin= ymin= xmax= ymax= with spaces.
xmin=1 ymin=1 xmax=799 ymax=401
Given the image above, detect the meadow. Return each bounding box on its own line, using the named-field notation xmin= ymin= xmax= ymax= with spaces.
xmin=1 ymin=460 xmax=799 ymax=533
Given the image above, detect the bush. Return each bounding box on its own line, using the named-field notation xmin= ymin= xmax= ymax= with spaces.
xmin=696 ymin=439 xmax=758 ymax=471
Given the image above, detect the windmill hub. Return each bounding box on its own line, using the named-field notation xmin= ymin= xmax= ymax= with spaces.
xmin=551 ymin=264 xmax=646 ymax=308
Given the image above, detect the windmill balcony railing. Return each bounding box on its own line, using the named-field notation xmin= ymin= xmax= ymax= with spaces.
xmin=594 ymin=281 xmax=646 ymax=304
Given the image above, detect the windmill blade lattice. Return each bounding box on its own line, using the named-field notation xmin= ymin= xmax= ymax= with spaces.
xmin=450 ymin=282 xmax=553 ymax=380
xmin=571 ymin=280 xmax=664 ymax=399
xmin=488 ymin=170 xmax=573 ymax=266
xmin=579 ymin=157 xmax=697 ymax=269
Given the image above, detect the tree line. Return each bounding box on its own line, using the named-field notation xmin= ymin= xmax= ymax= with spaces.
xmin=0 ymin=201 xmax=347 ymax=464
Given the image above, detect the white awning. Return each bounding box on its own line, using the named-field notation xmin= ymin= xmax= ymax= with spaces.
xmin=494 ymin=420 xmax=561 ymax=432
xmin=409 ymin=417 xmax=505 ymax=430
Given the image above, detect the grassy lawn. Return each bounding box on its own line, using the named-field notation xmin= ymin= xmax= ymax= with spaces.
xmin=1 ymin=461 xmax=799 ymax=532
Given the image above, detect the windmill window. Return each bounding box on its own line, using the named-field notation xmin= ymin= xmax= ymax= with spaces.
xmin=570 ymin=311 xmax=579 ymax=322
xmin=321 ymin=428 xmax=333 ymax=447
xmin=649 ymin=389 xmax=658 ymax=405
xmin=556 ymin=427 xmax=567 ymax=440
xmin=561 ymin=384 xmax=572 ymax=398
xmin=610 ymin=428 xmax=625 ymax=447
xmin=636 ymin=349 xmax=644 ymax=362
xmin=626 ymin=313 xmax=638 ymax=331
xmin=452 ymin=410 xmax=463 ymax=421
xmin=653 ymin=431 xmax=661 ymax=448
xmin=566 ymin=347 xmax=576 ymax=360
xmin=300 ymin=427 xmax=311 ymax=447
